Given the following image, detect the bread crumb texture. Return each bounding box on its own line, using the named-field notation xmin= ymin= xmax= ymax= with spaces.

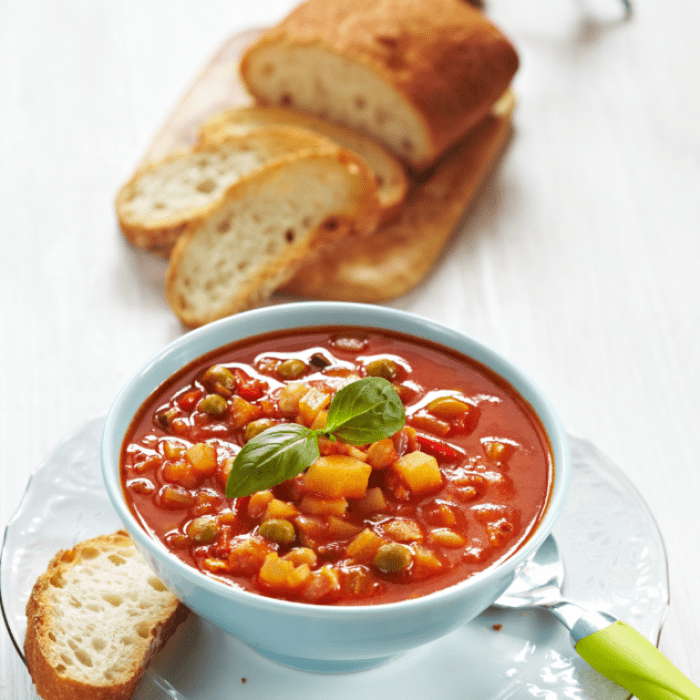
xmin=25 ymin=531 xmax=185 ymax=700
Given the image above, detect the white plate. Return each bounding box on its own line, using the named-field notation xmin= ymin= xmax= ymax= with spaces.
xmin=1 ymin=417 xmax=668 ymax=699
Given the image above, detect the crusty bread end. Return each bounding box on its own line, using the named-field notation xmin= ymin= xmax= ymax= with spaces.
xmin=24 ymin=531 xmax=187 ymax=700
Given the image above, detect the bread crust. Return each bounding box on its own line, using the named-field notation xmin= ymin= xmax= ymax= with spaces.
xmin=240 ymin=0 xmax=518 ymax=169
xmin=24 ymin=531 xmax=187 ymax=700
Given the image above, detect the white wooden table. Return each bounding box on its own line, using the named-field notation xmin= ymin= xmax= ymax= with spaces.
xmin=2 ymin=0 xmax=699 ymax=697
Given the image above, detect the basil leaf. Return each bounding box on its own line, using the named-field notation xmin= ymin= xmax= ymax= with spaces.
xmin=225 ymin=424 xmax=319 ymax=498
xmin=324 ymin=377 xmax=405 ymax=446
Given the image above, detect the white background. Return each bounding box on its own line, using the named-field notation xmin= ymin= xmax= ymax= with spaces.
xmin=2 ymin=0 xmax=699 ymax=696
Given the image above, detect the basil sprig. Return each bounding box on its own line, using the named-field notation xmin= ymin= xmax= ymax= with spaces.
xmin=225 ymin=377 xmax=405 ymax=498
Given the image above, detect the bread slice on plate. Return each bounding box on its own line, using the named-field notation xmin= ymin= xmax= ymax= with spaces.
xmin=166 ymin=147 xmax=381 ymax=327
xmin=280 ymin=90 xmax=516 ymax=302
xmin=199 ymin=105 xmax=408 ymax=222
xmin=24 ymin=530 xmax=187 ymax=700
xmin=239 ymin=0 xmax=518 ymax=170
xmin=116 ymin=127 xmax=344 ymax=256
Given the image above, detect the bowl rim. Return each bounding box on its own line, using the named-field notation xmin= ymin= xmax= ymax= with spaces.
xmin=102 ymin=301 xmax=571 ymax=617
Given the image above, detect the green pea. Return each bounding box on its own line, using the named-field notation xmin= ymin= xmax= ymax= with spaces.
xmin=187 ymin=516 xmax=220 ymax=544
xmin=198 ymin=393 xmax=228 ymax=416
xmin=277 ymin=358 xmax=307 ymax=379
xmin=373 ymin=543 xmax=412 ymax=574
xmin=202 ymin=365 xmax=236 ymax=391
xmin=259 ymin=519 xmax=296 ymax=546
xmin=244 ymin=418 xmax=277 ymax=442
xmin=365 ymin=358 xmax=399 ymax=381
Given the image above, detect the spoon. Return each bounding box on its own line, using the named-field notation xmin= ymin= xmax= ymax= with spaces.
xmin=492 ymin=535 xmax=700 ymax=700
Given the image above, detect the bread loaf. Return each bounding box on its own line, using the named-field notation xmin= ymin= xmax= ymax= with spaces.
xmin=199 ymin=105 xmax=408 ymax=221
xmin=240 ymin=0 xmax=518 ymax=170
xmin=116 ymin=127 xmax=343 ymax=256
xmin=24 ymin=531 xmax=187 ymax=700
xmin=166 ymin=147 xmax=381 ymax=327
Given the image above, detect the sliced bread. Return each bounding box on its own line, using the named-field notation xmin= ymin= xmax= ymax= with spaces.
xmin=280 ymin=90 xmax=516 ymax=302
xmin=24 ymin=530 xmax=187 ymax=700
xmin=199 ymin=105 xmax=408 ymax=221
xmin=239 ymin=0 xmax=518 ymax=170
xmin=166 ymin=147 xmax=381 ymax=327
xmin=116 ymin=127 xmax=344 ymax=256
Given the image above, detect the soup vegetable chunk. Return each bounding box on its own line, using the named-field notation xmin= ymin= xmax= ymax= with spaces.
xmin=121 ymin=328 xmax=552 ymax=606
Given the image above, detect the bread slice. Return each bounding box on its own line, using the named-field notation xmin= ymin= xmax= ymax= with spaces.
xmin=199 ymin=105 xmax=408 ymax=222
xmin=239 ymin=0 xmax=518 ymax=170
xmin=116 ymin=127 xmax=344 ymax=256
xmin=166 ymin=148 xmax=381 ymax=327
xmin=24 ymin=531 xmax=187 ymax=700
xmin=280 ymin=90 xmax=516 ymax=302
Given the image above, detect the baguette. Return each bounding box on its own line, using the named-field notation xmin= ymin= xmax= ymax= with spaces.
xmin=240 ymin=0 xmax=518 ymax=170
xmin=24 ymin=531 xmax=187 ymax=700
xmin=166 ymin=147 xmax=381 ymax=327
xmin=116 ymin=127 xmax=344 ymax=256
xmin=199 ymin=105 xmax=408 ymax=221
xmin=281 ymin=90 xmax=516 ymax=302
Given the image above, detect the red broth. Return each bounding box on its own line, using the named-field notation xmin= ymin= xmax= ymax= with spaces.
xmin=121 ymin=327 xmax=552 ymax=605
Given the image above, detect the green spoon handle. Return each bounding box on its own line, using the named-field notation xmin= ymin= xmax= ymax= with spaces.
xmin=575 ymin=620 xmax=700 ymax=700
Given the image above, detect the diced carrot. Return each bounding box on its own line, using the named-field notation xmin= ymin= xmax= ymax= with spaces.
xmin=327 ymin=515 xmax=363 ymax=540
xmin=278 ymin=382 xmax=309 ymax=414
xmin=185 ymin=442 xmax=217 ymax=477
xmin=295 ymin=514 xmax=327 ymax=550
xmin=303 ymin=455 xmax=372 ymax=498
xmin=229 ymin=396 xmax=262 ymax=430
xmin=298 ymin=387 xmax=332 ymax=426
xmin=259 ymin=553 xmax=296 ymax=586
xmin=412 ymin=545 xmax=443 ymax=577
xmin=264 ymin=498 xmax=299 ymax=521
xmin=302 ymin=565 xmax=340 ymax=602
xmin=283 ymin=547 xmax=318 ymax=567
xmin=345 ymin=529 xmax=385 ymax=562
xmin=162 ymin=461 xmax=200 ymax=489
xmin=354 ymin=487 xmax=390 ymax=515
xmin=162 ymin=441 xmax=185 ymax=460
xmin=216 ymin=456 xmax=234 ymax=490
xmin=158 ymin=484 xmax=196 ymax=510
xmin=298 ymin=495 xmax=348 ymax=516
xmin=228 ymin=537 xmax=271 ymax=575
xmin=427 ymin=503 xmax=457 ymax=527
xmin=248 ymin=490 xmax=274 ymax=519
xmin=391 ymin=451 xmax=443 ymax=495
xmin=309 ymin=410 xmax=328 ymax=431
xmin=367 ymin=438 xmax=399 ymax=469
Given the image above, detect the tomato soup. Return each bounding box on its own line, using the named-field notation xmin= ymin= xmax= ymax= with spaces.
xmin=121 ymin=327 xmax=552 ymax=605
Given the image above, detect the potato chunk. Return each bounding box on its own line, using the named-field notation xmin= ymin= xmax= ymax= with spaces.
xmin=392 ymin=451 xmax=443 ymax=495
xmin=303 ymin=455 xmax=372 ymax=498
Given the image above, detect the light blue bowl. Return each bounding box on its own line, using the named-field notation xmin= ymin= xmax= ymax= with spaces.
xmin=102 ymin=302 xmax=571 ymax=673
